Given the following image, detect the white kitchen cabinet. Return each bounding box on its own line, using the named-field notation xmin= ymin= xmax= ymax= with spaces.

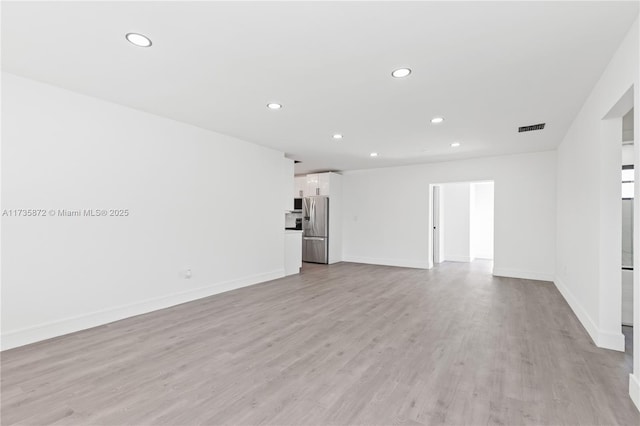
xmin=294 ymin=176 xmax=306 ymax=198
xmin=306 ymin=174 xmax=320 ymax=196
xmin=318 ymin=173 xmax=330 ymax=196
xmin=305 ymin=173 xmax=331 ymax=196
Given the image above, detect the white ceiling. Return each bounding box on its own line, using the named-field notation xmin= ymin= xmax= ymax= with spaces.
xmin=2 ymin=1 xmax=638 ymax=174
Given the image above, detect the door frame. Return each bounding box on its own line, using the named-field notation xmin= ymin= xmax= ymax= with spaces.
xmin=432 ymin=185 xmax=441 ymax=265
xmin=428 ymin=180 xmax=495 ymax=269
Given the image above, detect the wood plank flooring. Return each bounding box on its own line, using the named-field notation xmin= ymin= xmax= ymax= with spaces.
xmin=2 ymin=261 xmax=639 ymax=425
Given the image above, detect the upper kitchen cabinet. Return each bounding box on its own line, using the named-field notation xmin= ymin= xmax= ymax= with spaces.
xmin=294 ymin=176 xmax=306 ymax=198
xmin=305 ymin=174 xmax=320 ymax=196
xmin=295 ymin=172 xmax=341 ymax=198
xmin=318 ymin=173 xmax=330 ymax=196
xmin=306 ymin=173 xmax=332 ymax=196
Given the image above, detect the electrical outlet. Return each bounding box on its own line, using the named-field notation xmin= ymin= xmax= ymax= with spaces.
xmin=185 ymin=268 xmax=192 ymax=279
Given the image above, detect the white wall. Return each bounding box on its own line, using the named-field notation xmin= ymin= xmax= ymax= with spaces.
xmin=472 ymin=182 xmax=494 ymax=260
xmin=342 ymin=150 xmax=556 ymax=280
xmin=1 ymin=73 xmax=287 ymax=350
xmin=441 ymin=183 xmax=472 ymax=262
xmin=555 ymin=19 xmax=638 ymax=353
xmin=283 ymin=158 xmax=294 ymax=211
xmin=554 ymin=18 xmax=639 ymax=408
xmin=328 ymin=172 xmax=343 ymax=264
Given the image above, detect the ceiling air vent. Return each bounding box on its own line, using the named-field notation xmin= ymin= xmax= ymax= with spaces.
xmin=518 ymin=123 xmax=546 ymax=133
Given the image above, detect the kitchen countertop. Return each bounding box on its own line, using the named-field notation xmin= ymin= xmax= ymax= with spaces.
xmin=285 ymin=229 xmax=303 ymax=234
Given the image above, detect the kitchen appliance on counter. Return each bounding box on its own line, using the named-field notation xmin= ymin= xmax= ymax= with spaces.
xmin=302 ymin=196 xmax=329 ymax=264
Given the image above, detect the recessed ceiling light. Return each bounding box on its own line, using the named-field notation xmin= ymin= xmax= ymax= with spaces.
xmin=451 ymin=142 xmax=461 ymax=147
xmin=125 ymin=33 xmax=152 ymax=47
xmin=370 ymin=152 xmax=378 ymax=157
xmin=267 ymin=103 xmax=282 ymax=110
xmin=431 ymin=117 xmax=444 ymax=124
xmin=333 ymin=134 xmax=343 ymax=140
xmin=391 ymin=68 xmax=411 ymax=78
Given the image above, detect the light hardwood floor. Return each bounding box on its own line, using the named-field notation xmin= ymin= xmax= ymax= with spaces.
xmin=2 ymin=261 xmax=639 ymax=425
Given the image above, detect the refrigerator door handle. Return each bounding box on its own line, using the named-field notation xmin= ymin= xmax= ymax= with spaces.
xmin=303 ymin=237 xmax=325 ymax=241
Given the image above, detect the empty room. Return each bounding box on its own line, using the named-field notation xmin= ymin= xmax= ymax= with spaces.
xmin=2 ymin=1 xmax=640 ymax=425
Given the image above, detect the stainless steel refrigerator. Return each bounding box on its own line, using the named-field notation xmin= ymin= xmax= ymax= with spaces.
xmin=302 ymin=196 xmax=329 ymax=264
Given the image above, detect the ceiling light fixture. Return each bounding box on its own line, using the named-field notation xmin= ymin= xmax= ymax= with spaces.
xmin=370 ymin=152 xmax=378 ymax=157
xmin=125 ymin=33 xmax=152 ymax=47
xmin=333 ymin=134 xmax=343 ymax=140
xmin=431 ymin=117 xmax=444 ymax=124
xmin=451 ymin=142 xmax=461 ymax=147
xmin=267 ymin=103 xmax=282 ymax=110
xmin=391 ymin=68 xmax=411 ymax=78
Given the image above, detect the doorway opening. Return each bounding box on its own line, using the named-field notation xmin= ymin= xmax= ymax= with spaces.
xmin=431 ymin=181 xmax=495 ymax=267
xmin=602 ymin=85 xmax=635 ymax=358
xmin=621 ymin=107 xmax=634 ymax=359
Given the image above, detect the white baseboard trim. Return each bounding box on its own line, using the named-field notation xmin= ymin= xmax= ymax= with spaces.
xmin=474 ymin=254 xmax=493 ymax=260
xmin=630 ymin=374 xmax=640 ymax=412
xmin=492 ymin=268 xmax=554 ymax=282
xmin=443 ymin=255 xmax=474 ymax=263
xmin=598 ymin=329 xmax=626 ymax=351
xmin=1 ymin=269 xmax=285 ymax=351
xmin=342 ymin=256 xmax=429 ymax=270
xmin=554 ymin=277 xmax=625 ymax=352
